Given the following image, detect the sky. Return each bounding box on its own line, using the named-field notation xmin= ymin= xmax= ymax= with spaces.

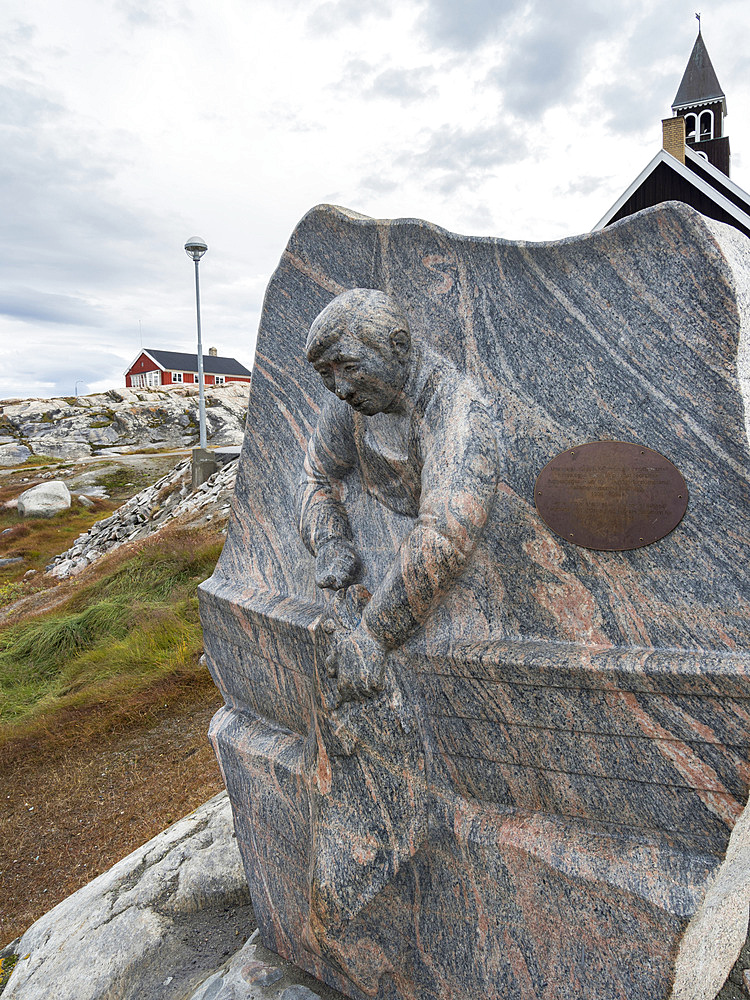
xmin=2 ymin=0 xmax=749 ymax=400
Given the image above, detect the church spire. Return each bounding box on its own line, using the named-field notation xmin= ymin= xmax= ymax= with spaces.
xmin=671 ymin=26 xmax=729 ymax=176
xmin=672 ymin=28 xmax=726 ymax=113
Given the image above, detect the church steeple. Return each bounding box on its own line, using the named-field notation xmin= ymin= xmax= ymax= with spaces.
xmin=671 ymin=27 xmax=730 ymax=175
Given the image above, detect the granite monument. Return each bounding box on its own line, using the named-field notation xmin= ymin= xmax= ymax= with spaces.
xmin=201 ymin=200 xmax=750 ymax=1000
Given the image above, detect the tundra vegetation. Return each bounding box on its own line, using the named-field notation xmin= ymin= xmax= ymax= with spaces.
xmin=0 ymin=453 xmax=225 ymax=946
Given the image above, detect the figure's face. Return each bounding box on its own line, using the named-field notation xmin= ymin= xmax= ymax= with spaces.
xmin=312 ymin=332 xmax=409 ymax=415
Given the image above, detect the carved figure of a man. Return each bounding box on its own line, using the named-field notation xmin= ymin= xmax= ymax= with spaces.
xmin=299 ymin=288 xmax=499 ymax=705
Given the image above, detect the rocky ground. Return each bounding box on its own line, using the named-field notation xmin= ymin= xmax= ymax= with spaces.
xmin=45 ymin=448 xmax=240 ymax=579
xmin=0 ymin=383 xmax=250 ymax=463
xmin=0 ymin=794 xmax=345 ymax=1000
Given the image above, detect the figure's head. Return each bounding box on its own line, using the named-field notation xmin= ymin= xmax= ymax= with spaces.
xmin=306 ymin=289 xmax=411 ymax=415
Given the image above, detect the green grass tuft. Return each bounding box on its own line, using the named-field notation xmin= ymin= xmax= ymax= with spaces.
xmin=0 ymin=953 xmax=18 ymax=991
xmin=0 ymin=526 xmax=224 ymax=733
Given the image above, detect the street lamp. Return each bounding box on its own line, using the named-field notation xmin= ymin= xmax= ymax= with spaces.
xmin=184 ymin=237 xmax=208 ymax=450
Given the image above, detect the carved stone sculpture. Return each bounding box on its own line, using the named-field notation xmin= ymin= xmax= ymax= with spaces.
xmin=201 ymin=202 xmax=750 ymax=1000
xmin=298 ymin=287 xmax=498 ymax=961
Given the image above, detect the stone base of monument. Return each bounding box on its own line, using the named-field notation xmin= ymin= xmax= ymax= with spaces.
xmin=206 ymin=632 xmax=750 ymax=1000
xmin=191 ymin=447 xmax=218 ymax=489
xmin=1 ymin=790 xmax=746 ymax=999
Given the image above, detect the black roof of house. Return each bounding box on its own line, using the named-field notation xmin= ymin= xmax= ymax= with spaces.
xmin=142 ymin=349 xmax=252 ymax=377
xmin=672 ymin=31 xmax=725 ymax=110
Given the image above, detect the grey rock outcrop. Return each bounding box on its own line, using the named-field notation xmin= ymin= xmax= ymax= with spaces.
xmin=17 ymin=481 xmax=71 ymax=518
xmin=0 ymin=384 xmax=249 ymax=461
xmin=182 ymin=934 xmax=344 ymax=1000
xmin=0 ymin=443 xmax=31 ymax=466
xmin=47 ymin=456 xmax=239 ymax=579
xmin=2 ymin=792 xmax=253 ymax=1000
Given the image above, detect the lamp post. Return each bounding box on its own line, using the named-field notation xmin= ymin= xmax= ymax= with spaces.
xmin=184 ymin=237 xmax=208 ymax=449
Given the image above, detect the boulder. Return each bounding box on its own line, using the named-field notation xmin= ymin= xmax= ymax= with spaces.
xmin=0 ymin=443 xmax=31 ymax=466
xmin=17 ymin=481 xmax=71 ymax=518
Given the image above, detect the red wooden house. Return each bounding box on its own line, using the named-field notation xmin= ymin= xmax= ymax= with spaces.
xmin=125 ymin=347 xmax=252 ymax=389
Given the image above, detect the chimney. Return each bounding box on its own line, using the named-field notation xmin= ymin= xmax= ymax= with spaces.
xmin=208 ymin=346 xmax=218 ymax=357
xmin=662 ymin=116 xmax=686 ymax=164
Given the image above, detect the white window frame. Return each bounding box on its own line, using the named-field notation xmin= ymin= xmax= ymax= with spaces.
xmin=172 ymin=371 xmax=183 ymax=383
xmin=131 ymin=370 xmax=160 ymax=388
xmin=684 ymin=112 xmax=698 ymax=142
xmin=699 ymin=109 xmax=714 ymax=141
xmin=215 ymin=375 xmax=226 ymax=385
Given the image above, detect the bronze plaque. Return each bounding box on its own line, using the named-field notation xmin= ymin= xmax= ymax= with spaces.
xmin=534 ymin=441 xmax=688 ymax=551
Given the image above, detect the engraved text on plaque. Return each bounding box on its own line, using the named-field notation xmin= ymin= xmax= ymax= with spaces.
xmin=534 ymin=441 xmax=688 ymax=551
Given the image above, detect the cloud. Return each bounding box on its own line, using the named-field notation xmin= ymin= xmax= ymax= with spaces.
xmin=0 ymin=20 xmax=37 ymax=76
xmin=359 ymin=173 xmax=399 ymax=195
xmin=417 ymin=0 xmax=518 ymax=51
xmin=559 ymin=174 xmax=610 ymax=198
xmin=115 ymin=0 xmax=193 ymax=29
xmin=599 ymin=74 xmax=675 ymax=137
xmin=335 ymin=61 xmax=437 ymax=103
xmin=369 ymin=67 xmax=437 ymax=103
xmin=487 ymin=1 xmax=615 ymax=117
xmin=0 ymin=75 xmax=160 ymax=297
xmin=262 ymin=105 xmax=319 ymax=133
xmin=306 ymin=0 xmax=392 ymax=34
xmin=0 ymin=342 xmax=132 ymax=400
xmin=0 ymin=64 xmax=172 ymax=397
xmin=398 ymin=122 xmax=529 ymax=194
xmin=0 ymin=289 xmax=101 ymax=326
xmin=0 ymin=84 xmax=61 ymax=127
xmin=382 ymin=121 xmax=531 ymax=197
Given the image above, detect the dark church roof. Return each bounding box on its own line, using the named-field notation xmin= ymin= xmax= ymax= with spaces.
xmin=138 ymin=349 xmax=252 ymax=377
xmin=593 ymin=146 xmax=750 ymax=239
xmin=672 ymin=31 xmax=726 ymax=111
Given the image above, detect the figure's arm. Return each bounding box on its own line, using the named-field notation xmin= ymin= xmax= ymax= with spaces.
xmin=298 ymin=398 xmax=360 ymax=590
xmin=362 ymin=398 xmax=498 ymax=647
xmin=330 ymin=397 xmax=499 ymax=704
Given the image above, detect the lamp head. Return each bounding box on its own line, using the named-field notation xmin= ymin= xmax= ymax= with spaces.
xmin=184 ymin=237 xmax=208 ymax=261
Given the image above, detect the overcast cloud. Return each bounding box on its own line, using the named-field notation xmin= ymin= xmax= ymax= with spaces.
xmin=1 ymin=0 xmax=749 ymax=399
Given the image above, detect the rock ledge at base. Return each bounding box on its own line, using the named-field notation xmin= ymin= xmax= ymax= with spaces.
xmin=2 ymin=792 xmax=252 ymax=1000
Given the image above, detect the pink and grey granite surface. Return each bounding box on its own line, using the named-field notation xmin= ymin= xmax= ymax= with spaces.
xmin=200 ymin=201 xmax=750 ymax=1000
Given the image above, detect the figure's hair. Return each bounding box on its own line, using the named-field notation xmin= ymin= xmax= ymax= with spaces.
xmin=306 ymin=288 xmax=410 ymax=362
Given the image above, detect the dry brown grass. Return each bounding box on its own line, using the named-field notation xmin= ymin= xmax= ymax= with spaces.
xmin=0 ymin=498 xmax=115 ymax=606
xmin=0 ymin=667 xmax=224 ymax=946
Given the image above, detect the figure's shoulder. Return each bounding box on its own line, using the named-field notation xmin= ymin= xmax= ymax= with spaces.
xmin=312 ymin=393 xmax=356 ymax=450
xmin=419 ymin=350 xmax=492 ymax=421
xmin=318 ymin=392 xmax=355 ymax=427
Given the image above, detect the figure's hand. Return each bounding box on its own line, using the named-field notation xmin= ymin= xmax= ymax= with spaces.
xmin=315 ymin=538 xmax=360 ymax=590
xmin=325 ymin=625 xmax=386 ymax=705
